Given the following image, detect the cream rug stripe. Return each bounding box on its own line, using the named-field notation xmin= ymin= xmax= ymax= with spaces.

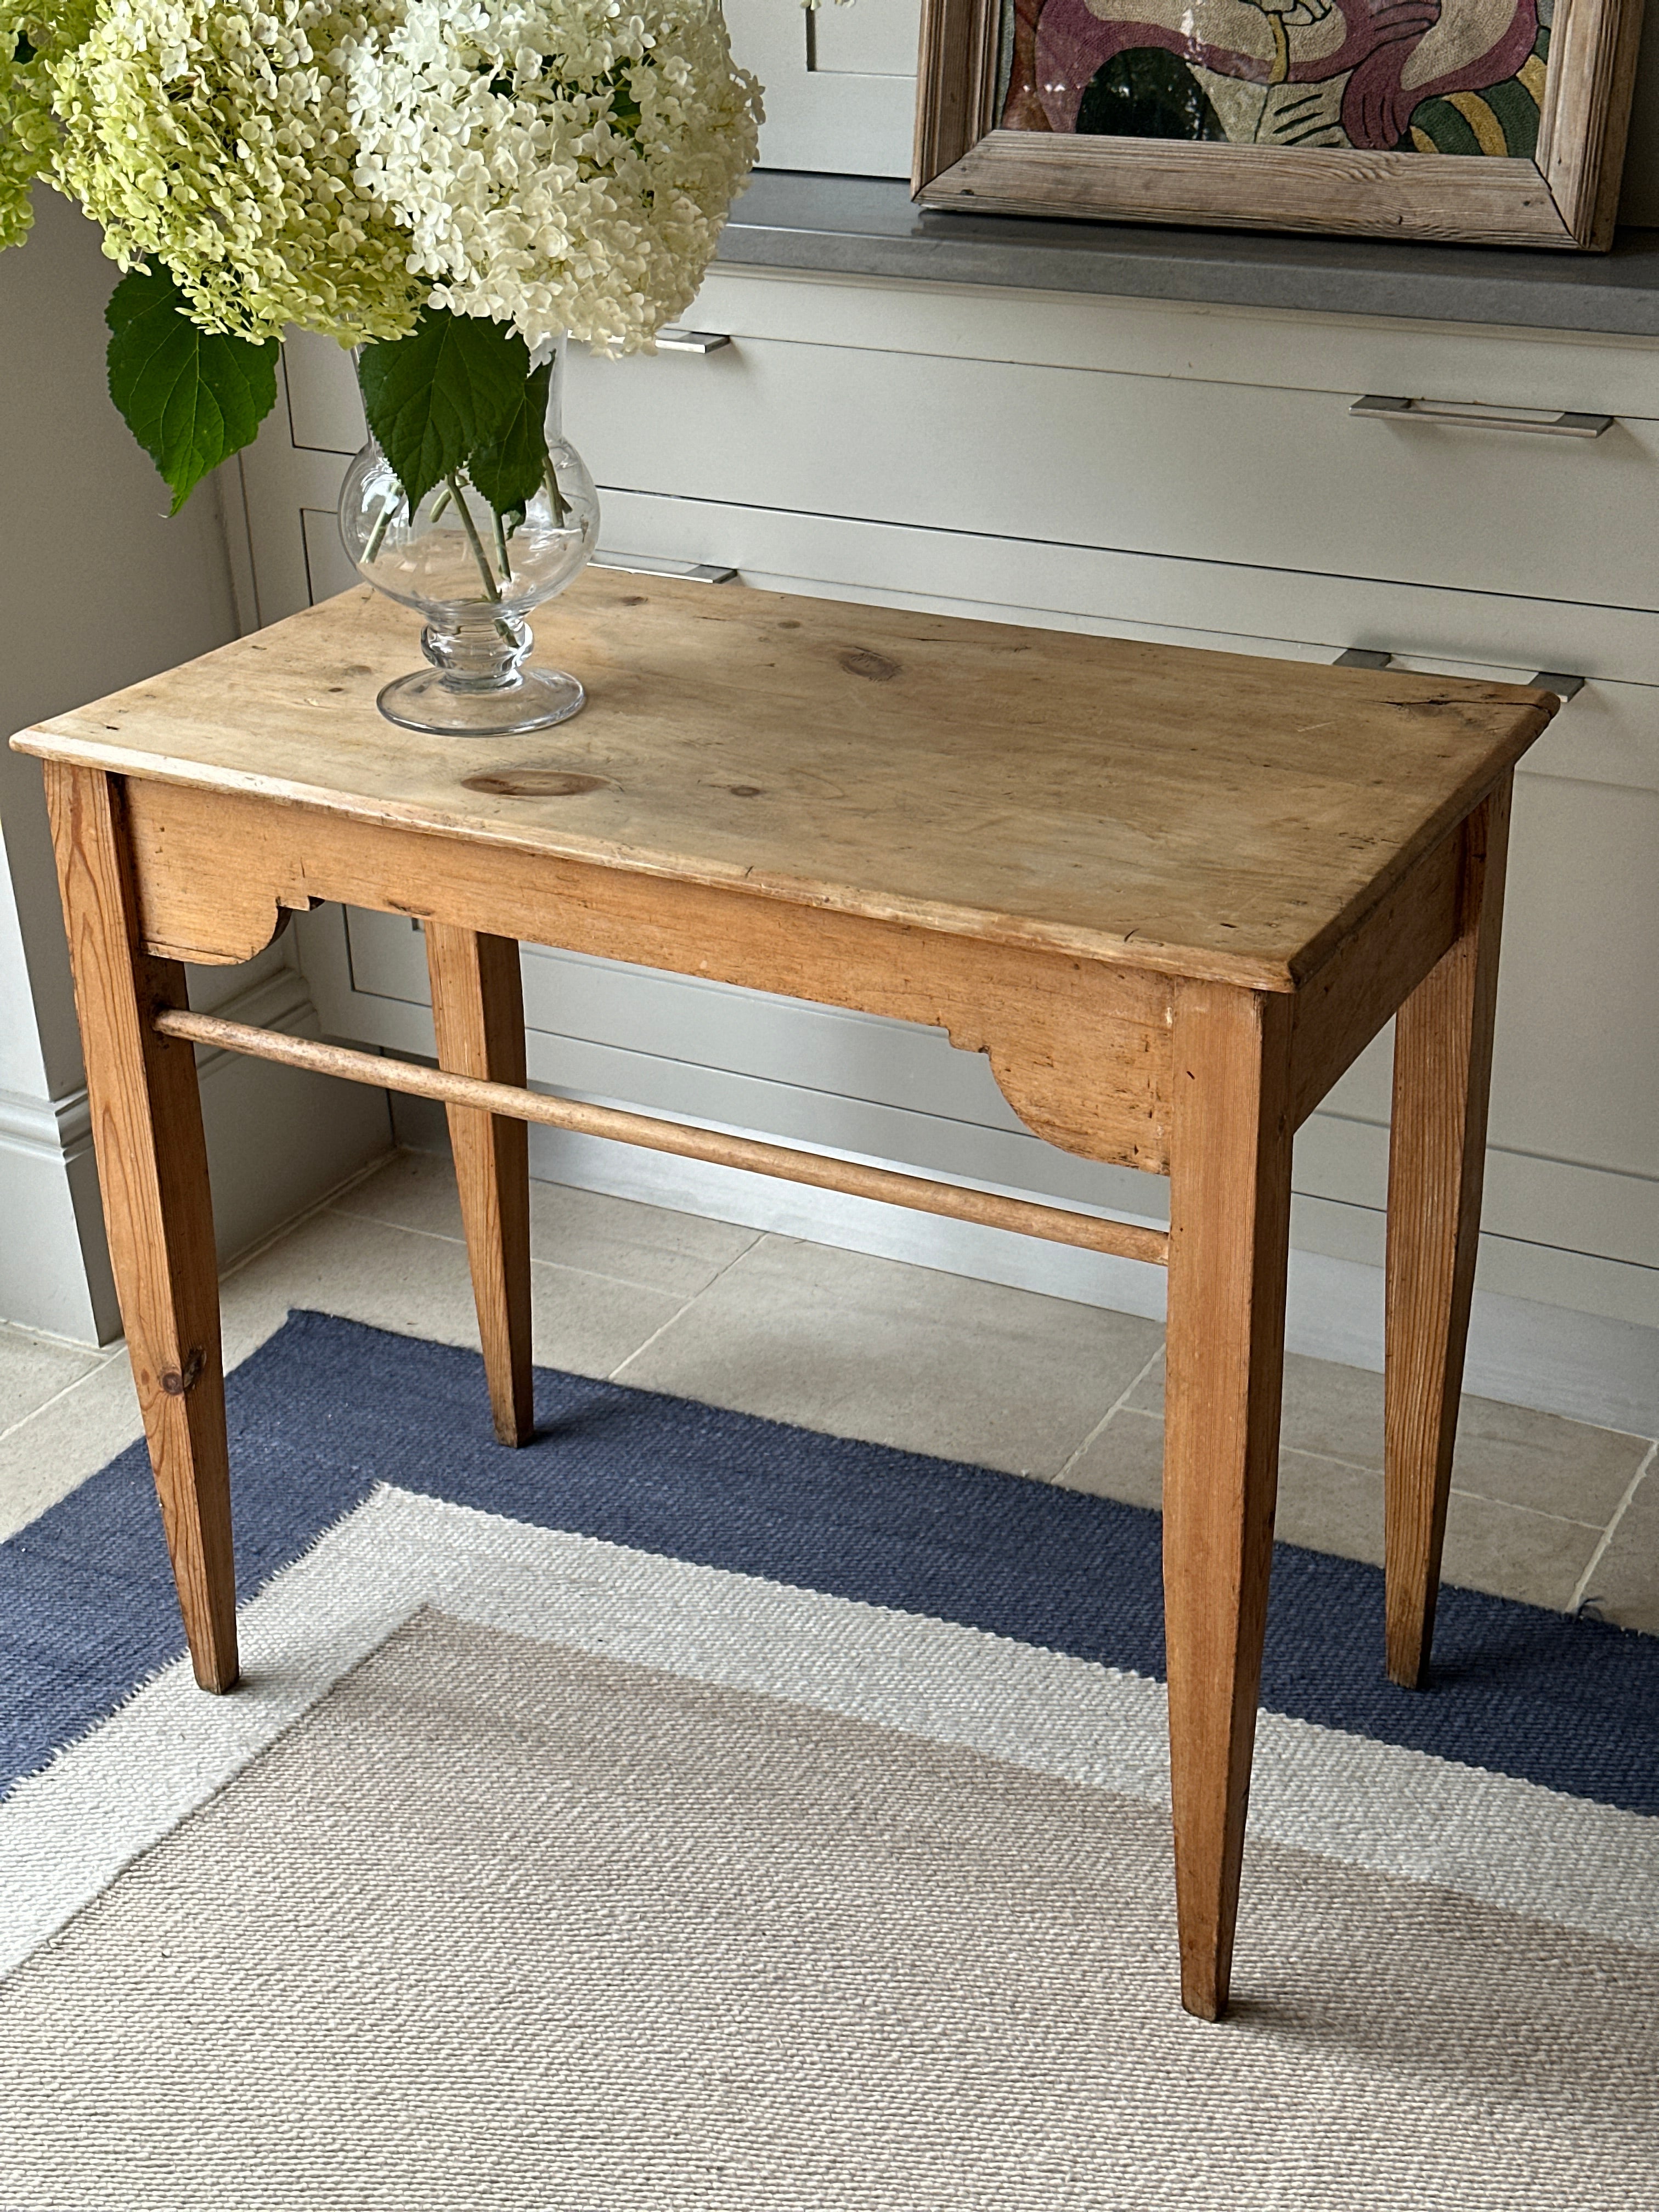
xmin=2 ymin=1483 xmax=1656 ymax=1980
xmin=1 ymin=1609 xmax=1654 ymax=2211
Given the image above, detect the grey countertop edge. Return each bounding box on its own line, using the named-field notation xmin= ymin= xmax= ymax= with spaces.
xmin=715 ymin=173 xmax=1659 ymax=340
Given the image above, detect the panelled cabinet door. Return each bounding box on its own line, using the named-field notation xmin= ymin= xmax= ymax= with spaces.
xmin=724 ymin=0 xmax=919 ymax=176
xmin=234 ymin=335 xmax=364 ymax=627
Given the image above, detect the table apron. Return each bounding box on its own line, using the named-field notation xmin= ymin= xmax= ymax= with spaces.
xmin=112 ymin=771 xmax=1474 ymax=1172
xmin=1287 ymin=817 xmax=1467 ymax=1127
xmin=117 ymin=776 xmax=1179 ymax=1174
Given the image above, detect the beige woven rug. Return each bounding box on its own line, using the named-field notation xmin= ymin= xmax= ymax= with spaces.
xmin=2 ymin=1603 xmax=1654 ymax=2210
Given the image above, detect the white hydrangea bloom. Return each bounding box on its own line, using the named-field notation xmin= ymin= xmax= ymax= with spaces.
xmin=49 ymin=0 xmax=426 ymax=341
xmin=346 ymin=0 xmax=761 ymax=354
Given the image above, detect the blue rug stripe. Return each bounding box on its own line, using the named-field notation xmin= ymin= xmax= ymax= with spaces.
xmin=2 ymin=1310 xmax=1655 ymax=1810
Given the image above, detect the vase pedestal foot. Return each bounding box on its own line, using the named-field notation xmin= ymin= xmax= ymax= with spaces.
xmin=376 ymin=665 xmax=586 ymax=737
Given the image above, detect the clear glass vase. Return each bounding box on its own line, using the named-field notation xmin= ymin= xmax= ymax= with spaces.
xmin=338 ymin=336 xmax=600 ymax=736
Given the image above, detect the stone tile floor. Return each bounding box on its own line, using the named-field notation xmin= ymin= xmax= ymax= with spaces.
xmin=1 ymin=1149 xmax=1654 ymax=1633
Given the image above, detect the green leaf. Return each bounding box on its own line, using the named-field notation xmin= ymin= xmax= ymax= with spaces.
xmin=356 ymin=308 xmax=535 ymax=516
xmin=105 ymin=263 xmax=278 ymax=515
xmin=467 ymin=362 xmax=551 ymax=519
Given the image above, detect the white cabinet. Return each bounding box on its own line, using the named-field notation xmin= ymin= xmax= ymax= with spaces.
xmin=242 ymin=267 xmax=1659 ymax=1386
xmin=568 ymin=332 xmax=1659 ymax=615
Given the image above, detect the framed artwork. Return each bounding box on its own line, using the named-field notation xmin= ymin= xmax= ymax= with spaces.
xmin=913 ymin=0 xmax=1645 ymax=246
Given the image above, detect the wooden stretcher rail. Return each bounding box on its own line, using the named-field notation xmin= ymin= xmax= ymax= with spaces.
xmin=155 ymin=1009 xmax=1172 ymax=1267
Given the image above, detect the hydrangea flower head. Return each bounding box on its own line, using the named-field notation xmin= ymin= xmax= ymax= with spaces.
xmin=347 ymin=0 xmax=762 ymax=355
xmin=49 ymin=0 xmax=427 ymax=341
xmin=0 ymin=1 xmax=94 ymax=247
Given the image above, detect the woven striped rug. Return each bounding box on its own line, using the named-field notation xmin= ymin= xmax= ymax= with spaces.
xmin=2 ymin=1309 xmax=1655 ymax=2209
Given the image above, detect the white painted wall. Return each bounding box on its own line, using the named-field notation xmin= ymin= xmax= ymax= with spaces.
xmin=0 ymin=191 xmax=391 ymax=1347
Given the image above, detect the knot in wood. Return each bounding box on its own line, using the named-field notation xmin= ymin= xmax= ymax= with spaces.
xmin=839 ymin=648 xmax=901 ymax=683
xmin=160 ymin=1347 xmax=206 ymax=1397
xmin=460 ymin=771 xmax=615 ymax=799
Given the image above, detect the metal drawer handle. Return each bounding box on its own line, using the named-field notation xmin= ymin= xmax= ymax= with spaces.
xmin=1332 ymin=647 xmax=1584 ymax=700
xmin=654 ymin=327 xmax=731 ymax=354
xmin=593 ymin=551 xmax=737 ymax=584
xmin=1351 ymin=394 xmax=1613 ymax=438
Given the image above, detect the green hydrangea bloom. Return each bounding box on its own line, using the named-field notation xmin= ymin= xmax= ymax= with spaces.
xmin=49 ymin=0 xmax=426 ymax=342
xmin=0 ymin=3 xmax=93 ymax=247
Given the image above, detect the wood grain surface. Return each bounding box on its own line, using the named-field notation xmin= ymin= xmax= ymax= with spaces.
xmin=1540 ymin=0 xmax=1648 ymax=246
xmin=1383 ymin=780 xmax=1513 ymax=1689
xmin=919 ymin=132 xmax=1576 ymax=246
xmin=911 ymin=0 xmax=998 ymax=195
xmin=1286 ymin=820 xmax=1464 ymax=1130
xmin=42 ymin=764 xmax=239 ymax=1692
xmin=119 ymin=778 xmax=1178 ymax=1171
xmin=12 ymin=570 xmax=1553 ymax=992
xmin=1162 ymin=981 xmax=1295 ymax=2021
xmin=426 ymin=926 xmax=534 ymax=1448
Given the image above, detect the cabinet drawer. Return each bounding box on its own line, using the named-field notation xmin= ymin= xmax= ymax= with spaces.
xmin=565 ymin=338 xmax=1659 ymax=616
xmin=594 ymin=484 xmax=1659 ymax=694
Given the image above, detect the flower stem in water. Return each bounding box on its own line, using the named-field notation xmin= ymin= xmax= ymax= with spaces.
xmin=445 ymin=474 xmax=501 ymax=604
xmin=363 ymin=491 xmax=400 ymax=566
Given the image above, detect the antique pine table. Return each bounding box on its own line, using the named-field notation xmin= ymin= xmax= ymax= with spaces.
xmin=14 ymin=569 xmax=1555 ymax=2021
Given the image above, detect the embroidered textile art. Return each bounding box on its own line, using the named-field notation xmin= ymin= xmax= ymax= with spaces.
xmin=1002 ymin=0 xmax=1553 ymax=155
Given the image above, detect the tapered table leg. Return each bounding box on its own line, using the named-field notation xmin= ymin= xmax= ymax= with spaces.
xmin=44 ymin=764 xmax=237 ymax=1692
xmin=1163 ymin=981 xmax=1295 ymax=2021
xmin=425 ymin=923 xmax=533 ymax=1446
xmin=1384 ymin=779 xmax=1513 ymax=1689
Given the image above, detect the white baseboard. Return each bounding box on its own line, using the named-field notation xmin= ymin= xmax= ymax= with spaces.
xmin=0 ymin=962 xmax=393 ymax=1346
xmin=1273 ymin=1247 xmax=1659 ymax=1440
xmin=0 ymin=1109 xmax=119 ymax=1342
xmin=393 ymin=1097 xmax=1659 ymax=1440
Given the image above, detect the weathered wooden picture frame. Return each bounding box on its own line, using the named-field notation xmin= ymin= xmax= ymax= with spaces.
xmin=913 ymin=0 xmax=1644 ymax=247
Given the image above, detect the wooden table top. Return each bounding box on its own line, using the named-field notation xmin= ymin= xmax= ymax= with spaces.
xmin=13 ymin=569 xmax=1553 ymax=990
